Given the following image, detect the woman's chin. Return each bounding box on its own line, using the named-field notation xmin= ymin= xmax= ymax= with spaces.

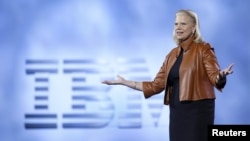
xmin=176 ymin=37 xmax=183 ymax=40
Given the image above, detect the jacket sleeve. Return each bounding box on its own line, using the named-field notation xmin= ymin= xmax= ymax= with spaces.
xmin=142 ymin=55 xmax=169 ymax=98
xmin=202 ymin=43 xmax=226 ymax=92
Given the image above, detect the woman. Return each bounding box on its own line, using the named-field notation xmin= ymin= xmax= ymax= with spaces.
xmin=102 ymin=9 xmax=234 ymax=141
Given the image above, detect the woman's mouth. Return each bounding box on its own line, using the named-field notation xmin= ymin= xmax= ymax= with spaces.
xmin=176 ymin=31 xmax=183 ymax=36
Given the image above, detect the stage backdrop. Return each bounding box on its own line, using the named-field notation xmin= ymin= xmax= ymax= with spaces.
xmin=0 ymin=0 xmax=249 ymax=141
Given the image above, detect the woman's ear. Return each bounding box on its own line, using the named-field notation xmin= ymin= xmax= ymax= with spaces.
xmin=192 ymin=27 xmax=195 ymax=34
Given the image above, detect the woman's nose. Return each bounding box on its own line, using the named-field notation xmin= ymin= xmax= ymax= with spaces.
xmin=175 ymin=25 xmax=181 ymax=29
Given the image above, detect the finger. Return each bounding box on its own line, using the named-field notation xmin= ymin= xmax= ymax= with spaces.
xmin=103 ymin=80 xmax=113 ymax=84
xmin=102 ymin=81 xmax=109 ymax=84
xmin=225 ymin=70 xmax=233 ymax=75
xmin=223 ymin=71 xmax=228 ymax=75
xmin=116 ymin=75 xmax=122 ymax=80
xmin=228 ymin=63 xmax=235 ymax=70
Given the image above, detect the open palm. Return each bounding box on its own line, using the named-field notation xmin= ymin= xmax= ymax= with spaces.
xmin=102 ymin=75 xmax=125 ymax=85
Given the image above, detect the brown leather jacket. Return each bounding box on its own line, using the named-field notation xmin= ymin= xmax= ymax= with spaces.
xmin=142 ymin=36 xmax=224 ymax=105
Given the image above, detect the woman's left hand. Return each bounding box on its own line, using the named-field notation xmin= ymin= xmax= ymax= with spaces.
xmin=220 ymin=63 xmax=234 ymax=76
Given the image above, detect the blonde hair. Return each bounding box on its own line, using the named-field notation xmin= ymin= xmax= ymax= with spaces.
xmin=173 ymin=9 xmax=203 ymax=45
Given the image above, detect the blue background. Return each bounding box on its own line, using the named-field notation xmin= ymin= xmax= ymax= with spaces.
xmin=0 ymin=0 xmax=249 ymax=141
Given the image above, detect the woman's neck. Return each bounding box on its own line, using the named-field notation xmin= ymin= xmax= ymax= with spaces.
xmin=180 ymin=32 xmax=193 ymax=43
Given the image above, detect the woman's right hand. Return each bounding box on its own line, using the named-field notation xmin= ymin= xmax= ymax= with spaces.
xmin=102 ymin=75 xmax=125 ymax=85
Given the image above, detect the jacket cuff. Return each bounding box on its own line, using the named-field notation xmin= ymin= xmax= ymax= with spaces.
xmin=216 ymin=74 xmax=227 ymax=89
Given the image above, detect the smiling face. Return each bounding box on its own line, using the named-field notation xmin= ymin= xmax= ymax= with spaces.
xmin=174 ymin=13 xmax=195 ymax=41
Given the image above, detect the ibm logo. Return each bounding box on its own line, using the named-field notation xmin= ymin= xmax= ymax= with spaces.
xmin=24 ymin=58 xmax=165 ymax=129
